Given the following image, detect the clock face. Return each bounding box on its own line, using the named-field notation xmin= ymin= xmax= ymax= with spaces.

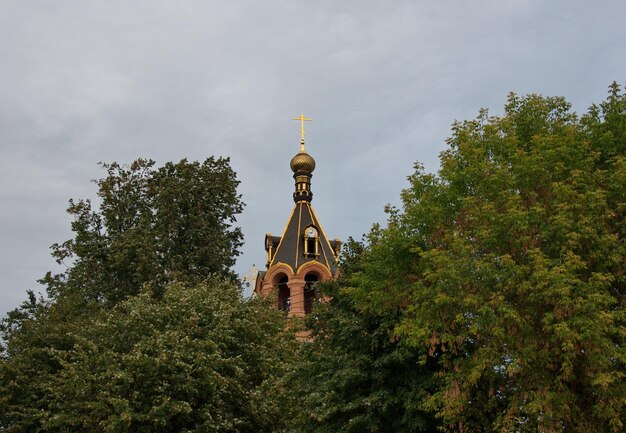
xmin=306 ymin=227 xmax=317 ymax=238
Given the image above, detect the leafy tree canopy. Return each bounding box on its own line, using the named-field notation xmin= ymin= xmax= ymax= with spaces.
xmin=43 ymin=157 xmax=244 ymax=305
xmin=0 ymin=157 xmax=285 ymax=432
xmin=285 ymin=237 xmax=440 ymax=433
xmin=2 ymin=278 xmax=296 ymax=432
xmin=337 ymin=84 xmax=625 ymax=432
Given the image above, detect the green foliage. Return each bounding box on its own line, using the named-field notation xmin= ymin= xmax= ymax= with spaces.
xmin=42 ymin=157 xmax=244 ymax=305
xmin=2 ymin=279 xmax=296 ymax=432
xmin=285 ymin=237 xmax=440 ymax=433
xmin=0 ymin=157 xmax=281 ymax=432
xmin=0 ymin=291 xmax=88 ymax=432
xmin=345 ymin=84 xmax=626 ymax=432
xmin=4 ymin=86 xmax=625 ymax=432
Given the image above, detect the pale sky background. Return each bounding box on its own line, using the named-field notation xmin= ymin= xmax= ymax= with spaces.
xmin=1 ymin=1 xmax=625 ymax=316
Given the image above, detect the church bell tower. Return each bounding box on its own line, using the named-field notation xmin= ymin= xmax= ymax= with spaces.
xmin=254 ymin=115 xmax=340 ymax=317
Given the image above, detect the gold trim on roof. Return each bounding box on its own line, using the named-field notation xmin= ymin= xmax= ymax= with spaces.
xmin=269 ymin=204 xmax=297 ymax=268
xmin=306 ymin=202 xmax=338 ymax=263
xmin=295 ymin=204 xmax=303 ymax=269
xmin=268 ymin=201 xmax=338 ymax=273
xmin=269 ymin=261 xmax=295 ymax=274
xmin=304 ymin=204 xmax=329 ymax=269
xmin=308 ymin=203 xmax=336 ymax=269
xmin=296 ymin=260 xmax=332 ymax=275
xmin=309 ymin=206 xmax=332 ymax=268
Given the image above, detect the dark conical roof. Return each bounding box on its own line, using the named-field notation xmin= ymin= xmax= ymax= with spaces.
xmin=267 ymin=201 xmax=338 ymax=274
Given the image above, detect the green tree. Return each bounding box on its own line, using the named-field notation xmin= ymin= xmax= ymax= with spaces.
xmin=43 ymin=157 xmax=244 ymax=305
xmin=286 ymin=237 xmax=440 ymax=433
xmin=1 ymin=157 xmax=254 ymax=432
xmin=3 ymin=279 xmax=296 ymax=432
xmin=0 ymin=291 xmax=85 ymax=431
xmin=347 ymin=85 xmax=625 ymax=432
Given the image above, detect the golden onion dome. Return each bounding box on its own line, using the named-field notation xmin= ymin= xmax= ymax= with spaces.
xmin=290 ymin=150 xmax=316 ymax=174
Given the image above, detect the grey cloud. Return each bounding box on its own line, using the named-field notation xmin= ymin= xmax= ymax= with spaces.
xmin=2 ymin=0 xmax=625 ymax=314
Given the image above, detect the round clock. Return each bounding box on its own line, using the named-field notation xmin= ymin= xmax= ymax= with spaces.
xmin=306 ymin=227 xmax=317 ymax=238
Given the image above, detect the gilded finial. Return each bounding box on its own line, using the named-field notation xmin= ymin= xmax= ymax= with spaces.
xmin=293 ymin=114 xmax=312 ymax=152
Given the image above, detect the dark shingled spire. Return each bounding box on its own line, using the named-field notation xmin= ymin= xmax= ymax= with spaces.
xmin=266 ymin=201 xmax=339 ymax=274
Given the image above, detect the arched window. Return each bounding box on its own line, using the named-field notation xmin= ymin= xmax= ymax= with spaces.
xmin=304 ymin=273 xmax=319 ymax=314
xmin=276 ymin=275 xmax=290 ymax=312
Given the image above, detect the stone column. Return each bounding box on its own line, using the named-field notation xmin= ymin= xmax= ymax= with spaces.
xmin=287 ymin=276 xmax=305 ymax=318
xmin=261 ymin=280 xmax=275 ymax=298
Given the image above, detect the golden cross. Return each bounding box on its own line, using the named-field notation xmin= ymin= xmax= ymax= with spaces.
xmin=293 ymin=114 xmax=312 ymax=150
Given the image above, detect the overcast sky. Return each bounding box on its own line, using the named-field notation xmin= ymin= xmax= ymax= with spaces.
xmin=1 ymin=1 xmax=625 ymax=316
